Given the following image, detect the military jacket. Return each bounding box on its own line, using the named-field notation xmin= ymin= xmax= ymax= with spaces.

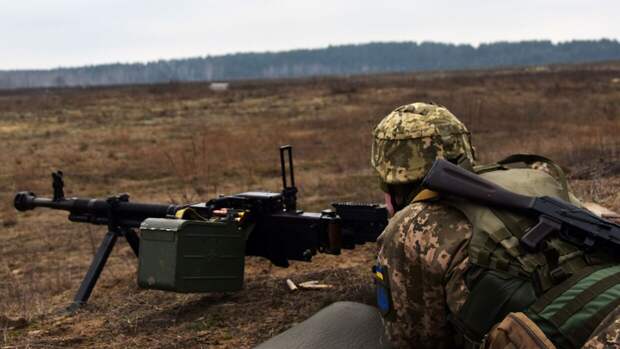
xmin=377 ymin=200 xmax=620 ymax=349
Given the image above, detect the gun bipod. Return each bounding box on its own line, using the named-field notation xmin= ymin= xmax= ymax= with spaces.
xmin=67 ymin=225 xmax=140 ymax=313
xmin=67 ymin=194 xmax=142 ymax=312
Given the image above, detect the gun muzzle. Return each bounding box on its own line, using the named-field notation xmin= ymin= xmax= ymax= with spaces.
xmin=14 ymin=191 xmax=37 ymax=211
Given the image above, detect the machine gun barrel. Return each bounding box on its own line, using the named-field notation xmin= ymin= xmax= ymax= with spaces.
xmin=14 ymin=191 xmax=179 ymax=228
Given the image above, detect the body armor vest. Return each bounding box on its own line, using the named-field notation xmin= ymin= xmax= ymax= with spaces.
xmin=418 ymin=156 xmax=620 ymax=349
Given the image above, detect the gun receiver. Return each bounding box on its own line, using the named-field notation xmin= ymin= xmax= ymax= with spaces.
xmin=14 ymin=146 xmax=388 ymax=311
xmin=421 ymin=159 xmax=620 ymax=252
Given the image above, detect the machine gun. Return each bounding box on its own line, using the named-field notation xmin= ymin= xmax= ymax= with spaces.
xmin=14 ymin=145 xmax=388 ymax=311
xmin=421 ymin=159 xmax=620 ymax=252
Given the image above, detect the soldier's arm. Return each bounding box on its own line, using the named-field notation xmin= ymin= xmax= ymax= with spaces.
xmin=377 ymin=202 xmax=471 ymax=349
xmin=582 ymin=202 xmax=620 ymax=224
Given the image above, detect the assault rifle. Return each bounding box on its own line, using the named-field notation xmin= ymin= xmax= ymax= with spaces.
xmin=421 ymin=159 xmax=620 ymax=252
xmin=14 ymin=146 xmax=387 ymax=311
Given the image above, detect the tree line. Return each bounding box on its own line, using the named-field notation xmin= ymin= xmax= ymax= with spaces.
xmin=1 ymin=39 xmax=619 ymax=89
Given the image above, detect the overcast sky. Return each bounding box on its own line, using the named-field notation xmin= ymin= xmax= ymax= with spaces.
xmin=1 ymin=0 xmax=618 ymax=70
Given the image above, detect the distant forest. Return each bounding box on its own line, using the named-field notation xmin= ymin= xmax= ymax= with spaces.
xmin=2 ymin=39 xmax=620 ymax=89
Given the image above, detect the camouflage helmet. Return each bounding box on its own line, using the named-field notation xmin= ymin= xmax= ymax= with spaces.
xmin=371 ymin=102 xmax=475 ymax=186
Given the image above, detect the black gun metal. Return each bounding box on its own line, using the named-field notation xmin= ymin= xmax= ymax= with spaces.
xmin=14 ymin=146 xmax=388 ymax=311
xmin=421 ymin=159 xmax=620 ymax=252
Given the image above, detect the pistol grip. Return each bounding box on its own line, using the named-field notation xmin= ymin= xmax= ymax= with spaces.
xmin=521 ymin=215 xmax=561 ymax=251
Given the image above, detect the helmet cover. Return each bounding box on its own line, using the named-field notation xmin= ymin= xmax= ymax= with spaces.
xmin=371 ymin=102 xmax=475 ymax=185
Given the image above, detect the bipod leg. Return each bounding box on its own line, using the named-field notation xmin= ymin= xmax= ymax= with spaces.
xmin=67 ymin=230 xmax=118 ymax=312
xmin=122 ymin=227 xmax=140 ymax=257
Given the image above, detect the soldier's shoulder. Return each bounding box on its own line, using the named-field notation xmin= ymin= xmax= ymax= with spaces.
xmin=381 ymin=200 xmax=470 ymax=240
xmin=378 ymin=199 xmax=472 ymax=275
xmin=393 ymin=200 xmax=468 ymax=226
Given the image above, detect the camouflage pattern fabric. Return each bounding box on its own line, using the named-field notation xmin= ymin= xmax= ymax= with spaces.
xmin=376 ymin=200 xmax=620 ymax=349
xmin=582 ymin=305 xmax=620 ymax=349
xmin=377 ymin=197 xmax=620 ymax=349
xmin=371 ymin=102 xmax=475 ymax=185
xmin=377 ymin=201 xmax=472 ymax=348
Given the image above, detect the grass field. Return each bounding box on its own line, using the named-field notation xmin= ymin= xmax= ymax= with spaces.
xmin=1 ymin=62 xmax=620 ymax=348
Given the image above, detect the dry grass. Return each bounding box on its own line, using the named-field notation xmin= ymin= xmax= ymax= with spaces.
xmin=0 ymin=62 xmax=619 ymax=348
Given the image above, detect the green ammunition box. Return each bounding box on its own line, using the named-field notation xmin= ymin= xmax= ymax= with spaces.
xmin=138 ymin=217 xmax=249 ymax=293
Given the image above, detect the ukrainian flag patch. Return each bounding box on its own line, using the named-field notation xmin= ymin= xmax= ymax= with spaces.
xmin=372 ymin=263 xmax=393 ymax=317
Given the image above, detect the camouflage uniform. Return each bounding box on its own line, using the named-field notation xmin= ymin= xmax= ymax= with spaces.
xmin=377 ymin=202 xmax=472 ymax=348
xmin=377 ymin=196 xmax=620 ymax=349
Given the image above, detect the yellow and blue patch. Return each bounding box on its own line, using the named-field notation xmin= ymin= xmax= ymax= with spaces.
xmin=373 ymin=263 xmax=393 ymax=317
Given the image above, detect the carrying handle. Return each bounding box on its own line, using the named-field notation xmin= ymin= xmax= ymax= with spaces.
xmin=279 ymin=145 xmax=298 ymax=212
xmin=280 ymin=145 xmax=295 ymax=189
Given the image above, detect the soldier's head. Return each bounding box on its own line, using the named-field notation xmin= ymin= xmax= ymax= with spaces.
xmin=371 ymin=102 xmax=475 ymax=216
